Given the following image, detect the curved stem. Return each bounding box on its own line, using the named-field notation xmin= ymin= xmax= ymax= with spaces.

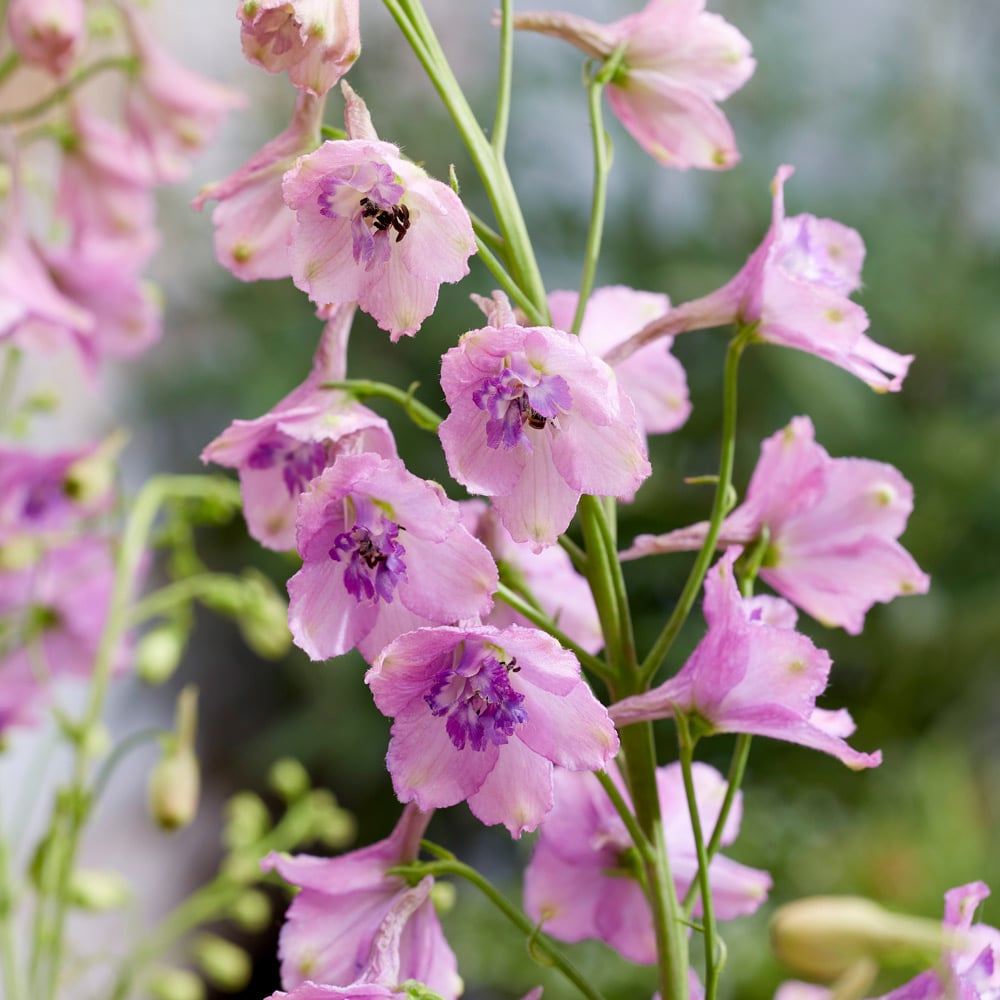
xmin=91 ymin=728 xmax=166 ymax=803
xmin=129 ymin=572 xmax=245 ymax=624
xmin=492 ymin=0 xmax=514 ymax=157
xmin=319 ymin=379 xmax=443 ymax=431
xmin=0 ymin=51 xmax=20 ymax=89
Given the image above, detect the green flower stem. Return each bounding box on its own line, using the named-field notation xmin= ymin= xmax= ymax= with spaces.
xmin=320 ymin=379 xmax=443 ymax=432
xmin=639 ymin=329 xmax=750 ymax=687
xmin=381 ymin=0 xmax=549 ymax=318
xmin=128 ymin=572 xmax=249 ymax=624
xmin=558 ymin=534 xmax=588 ymax=574
xmin=0 ymin=57 xmax=138 ymax=125
xmin=0 ymin=347 xmax=22 ymax=429
xmin=676 ymin=717 xmax=722 ymax=1000
xmin=495 ymin=583 xmax=613 ymax=683
xmin=0 ymin=51 xmax=20 ymax=88
xmin=474 ymin=234 xmax=547 ymax=326
xmin=593 ymin=768 xmax=651 ymax=860
xmin=0 ymin=794 xmax=24 ymax=1000
xmin=92 ymin=728 xmax=166 ymax=803
xmin=492 ymin=0 xmax=514 ymax=157
xmin=400 ymin=856 xmax=609 ymax=1000
xmin=469 ymin=210 xmax=505 ymax=256
xmin=30 ymin=475 xmax=241 ymax=1000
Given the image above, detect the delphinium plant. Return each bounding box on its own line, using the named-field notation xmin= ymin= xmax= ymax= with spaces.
xmin=1 ymin=1 xmax=996 ymax=1000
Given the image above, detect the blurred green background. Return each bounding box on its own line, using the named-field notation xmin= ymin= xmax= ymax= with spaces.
xmin=132 ymin=1 xmax=1000 ymax=997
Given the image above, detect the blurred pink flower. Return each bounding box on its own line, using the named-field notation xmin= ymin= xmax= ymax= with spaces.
xmin=239 ymin=0 xmax=360 ymax=97
xmin=6 ymin=0 xmax=84 ymax=76
xmin=512 ymin=0 xmax=754 ymax=170
xmin=367 ymin=623 xmax=619 ymax=836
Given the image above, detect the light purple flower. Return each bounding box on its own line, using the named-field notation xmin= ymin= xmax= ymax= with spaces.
xmin=282 ymin=83 xmax=475 ymax=339
xmin=262 ymin=806 xmax=460 ymax=996
xmin=524 ymin=761 xmax=771 ymax=963
xmin=287 ymin=453 xmax=497 ymax=663
xmin=202 ymin=306 xmax=395 ymax=551
xmin=193 ymin=91 xmax=324 ymax=281
xmin=511 ymin=0 xmax=755 ymax=170
xmin=611 ymin=549 xmax=882 ymax=770
xmin=239 ymin=0 xmax=360 ymax=98
xmin=366 ymin=624 xmax=619 ymax=837
xmin=439 ymin=294 xmax=650 ymax=550
xmin=606 ymin=167 xmax=913 ymax=392
xmin=622 ymin=416 xmax=930 ymax=635
xmin=6 ymin=0 xmax=84 ymax=77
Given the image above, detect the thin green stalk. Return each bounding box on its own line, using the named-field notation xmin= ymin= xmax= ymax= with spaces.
xmin=129 ymin=572 xmax=246 ymax=624
xmin=640 ymin=330 xmax=750 ymax=687
xmin=469 ymin=210 xmax=505 ymax=256
xmin=404 ymin=856 xmax=609 ymax=1000
xmin=495 ymin=583 xmax=613 ymax=683
xmin=0 ymin=794 xmax=24 ymax=1000
xmin=492 ymin=0 xmax=514 ymax=156
xmin=319 ymin=379 xmax=443 ymax=432
xmin=0 ymin=347 xmax=22 ymax=428
xmin=558 ymin=534 xmax=588 ymax=574
xmin=474 ymin=234 xmax=546 ymax=325
xmin=593 ymin=769 xmax=651 ymax=862
xmin=0 ymin=51 xmax=20 ymax=88
xmin=92 ymin=729 xmax=165 ymax=803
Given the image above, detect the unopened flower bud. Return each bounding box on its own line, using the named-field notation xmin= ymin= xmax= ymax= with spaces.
xmin=431 ymin=880 xmax=456 ymax=916
xmin=68 ymin=868 xmax=132 ymax=911
xmin=148 ymin=687 xmax=200 ymax=830
xmin=63 ymin=430 xmax=126 ymax=506
xmin=228 ymin=888 xmax=271 ymax=933
xmin=223 ymin=792 xmax=270 ymax=850
xmin=770 ymin=896 xmax=945 ymax=981
xmin=136 ymin=624 xmax=187 ymax=685
xmin=147 ymin=966 xmax=207 ymax=1000
xmin=192 ymin=933 xmax=251 ymax=992
xmin=267 ymin=757 xmax=310 ymax=801
xmin=238 ymin=570 xmax=291 ymax=660
xmin=308 ymin=788 xmax=356 ymax=849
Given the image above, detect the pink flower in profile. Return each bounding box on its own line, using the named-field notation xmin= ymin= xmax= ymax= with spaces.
xmin=607 ymin=167 xmax=913 ymax=392
xmin=238 ymin=0 xmax=360 ymax=97
xmin=282 ymin=83 xmax=476 ymax=339
xmin=460 ymin=500 xmax=603 ymax=655
xmin=622 ymin=416 xmax=929 ymax=635
xmin=193 ymin=91 xmax=324 ymax=281
xmin=203 ymin=305 xmax=395 ymax=550
xmin=262 ymin=806 xmax=460 ymax=996
xmin=524 ymin=761 xmax=771 ymax=963
xmin=438 ymin=293 xmax=650 ymax=550
xmin=366 ymin=624 xmax=619 ymax=837
xmin=548 ymin=285 xmax=691 ymax=440
xmin=6 ymin=0 xmax=84 ymax=76
xmin=610 ymin=549 xmax=882 ymax=770
xmin=511 ymin=0 xmax=754 ymax=170
xmin=288 ymin=453 xmax=497 ymax=663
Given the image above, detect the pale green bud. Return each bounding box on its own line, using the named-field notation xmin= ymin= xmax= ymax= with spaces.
xmin=68 ymin=868 xmax=132 ymax=911
xmin=430 ymin=880 xmax=456 ymax=916
xmin=229 ymin=889 xmax=271 ymax=933
xmin=238 ymin=570 xmax=291 ymax=660
xmin=192 ymin=934 xmax=252 ymax=992
xmin=0 ymin=535 xmax=40 ymax=571
xmin=136 ymin=625 xmax=187 ymax=685
xmin=308 ymin=789 xmax=356 ymax=849
xmin=223 ymin=792 xmax=271 ymax=850
xmin=147 ymin=967 xmax=207 ymax=1000
xmin=148 ymin=746 xmax=200 ymax=831
xmin=267 ymin=757 xmax=310 ymax=801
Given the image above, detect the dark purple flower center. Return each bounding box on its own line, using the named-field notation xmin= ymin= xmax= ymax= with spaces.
xmin=329 ymin=513 xmax=407 ymax=605
xmin=247 ymin=436 xmax=328 ymax=497
xmin=424 ymin=645 xmax=527 ymax=751
xmin=472 ymin=365 xmax=571 ymax=451
xmin=21 ymin=476 xmax=68 ymax=521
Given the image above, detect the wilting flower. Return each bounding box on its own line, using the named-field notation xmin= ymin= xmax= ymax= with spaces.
xmin=511 ymin=0 xmax=755 ymax=170
xmin=193 ymin=91 xmax=324 ymax=281
xmin=439 ymin=293 xmax=650 ymax=549
xmin=203 ymin=306 xmax=395 ymax=550
xmin=547 ymin=285 xmax=691 ymax=440
xmin=366 ymin=624 xmax=619 ymax=836
xmin=607 ymin=167 xmax=912 ymax=392
xmin=282 ymin=82 xmax=475 ymax=339
xmin=611 ymin=549 xmax=882 ymax=770
xmin=524 ymin=761 xmax=771 ymax=962
xmin=6 ymin=0 xmax=85 ymax=76
xmin=622 ymin=416 xmax=929 ymax=634
xmin=287 ymin=453 xmax=497 ymax=663
xmin=262 ymin=806 xmax=460 ymax=996
xmin=239 ymin=0 xmax=361 ymax=97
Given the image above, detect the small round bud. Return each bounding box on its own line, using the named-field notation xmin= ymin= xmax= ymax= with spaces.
xmin=223 ymin=792 xmax=271 ymax=850
xmin=267 ymin=757 xmax=310 ymax=801
xmin=192 ymin=934 xmax=251 ymax=992
xmin=238 ymin=571 xmax=291 ymax=660
xmin=228 ymin=889 xmax=272 ymax=933
xmin=147 ymin=966 xmax=207 ymax=1000
xmin=430 ymin=880 xmax=456 ymax=916
xmin=137 ymin=625 xmax=187 ymax=685
xmin=68 ymin=868 xmax=132 ymax=911
xmin=308 ymin=789 xmax=356 ymax=849
xmin=221 ymin=852 xmax=262 ymax=886
xmin=148 ymin=747 xmax=200 ymax=831
xmin=80 ymin=721 xmax=112 ymax=761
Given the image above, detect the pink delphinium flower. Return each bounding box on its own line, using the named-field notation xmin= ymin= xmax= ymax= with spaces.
xmin=262 ymin=805 xmax=460 ymax=996
xmin=622 ymin=416 xmax=929 ymax=634
xmin=438 ymin=293 xmax=650 ymax=550
xmin=548 ymin=285 xmax=691 ymax=440
xmin=460 ymin=499 xmax=603 ymax=655
xmin=524 ymin=761 xmax=771 ymax=962
xmin=282 ymin=82 xmax=476 ymax=339
xmin=238 ymin=0 xmax=360 ymax=97
xmin=366 ymin=623 xmax=619 ymax=836
xmin=607 ymin=166 xmax=912 ymax=391
xmin=203 ymin=306 xmax=395 ymax=550
xmin=6 ymin=0 xmax=85 ymax=77
xmin=288 ymin=452 xmax=498 ymax=663
xmin=193 ymin=91 xmax=324 ymax=281
xmin=511 ymin=0 xmax=755 ymax=170
xmin=611 ymin=549 xmax=882 ymax=770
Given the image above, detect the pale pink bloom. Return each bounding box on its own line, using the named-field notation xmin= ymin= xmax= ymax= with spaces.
xmin=238 ymin=0 xmax=360 ymax=97
xmin=607 ymin=166 xmax=913 ymax=391
xmin=511 ymin=0 xmax=754 ymax=170
xmin=288 ymin=453 xmax=498 ymax=663
xmin=6 ymin=0 xmax=85 ymax=77
xmin=262 ymin=806 xmax=460 ymax=996
xmin=622 ymin=416 xmax=930 ymax=634
xmin=439 ymin=294 xmax=650 ymax=550
xmin=193 ymin=91 xmax=324 ymax=281
xmin=611 ymin=549 xmax=882 ymax=770
xmin=460 ymin=499 xmax=603 ymax=655
xmin=366 ymin=623 xmax=619 ymax=837
xmin=202 ymin=305 xmax=395 ymax=550
xmin=548 ymin=285 xmax=691 ymax=439
xmin=524 ymin=761 xmax=771 ymax=962
xmin=121 ymin=5 xmax=245 ymax=183
xmin=282 ymin=83 xmax=476 ymax=339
